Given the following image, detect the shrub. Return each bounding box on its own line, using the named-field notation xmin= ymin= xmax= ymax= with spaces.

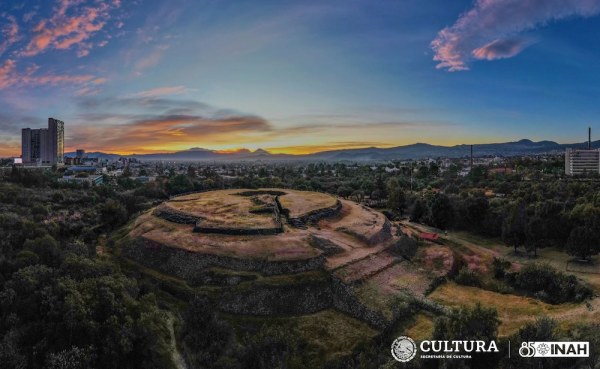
xmin=507 ymin=263 xmax=593 ymax=304
xmin=492 ymin=257 xmax=511 ymax=279
xmin=391 ymin=236 xmax=418 ymax=260
xmin=454 ymin=266 xmax=481 ymax=287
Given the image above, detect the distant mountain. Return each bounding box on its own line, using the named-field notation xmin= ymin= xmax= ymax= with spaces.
xmin=64 ymin=151 xmax=121 ymax=161
xmin=67 ymin=139 xmax=600 ymax=162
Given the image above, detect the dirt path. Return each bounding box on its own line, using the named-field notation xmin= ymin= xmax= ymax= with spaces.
xmin=166 ymin=312 xmax=188 ymax=369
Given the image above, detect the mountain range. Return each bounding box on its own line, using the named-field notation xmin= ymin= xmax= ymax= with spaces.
xmin=65 ymin=139 xmax=600 ymax=162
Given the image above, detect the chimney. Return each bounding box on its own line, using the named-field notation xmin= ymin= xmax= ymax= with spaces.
xmin=589 ymin=126 xmax=592 ymax=150
xmin=470 ymin=145 xmax=473 ymax=169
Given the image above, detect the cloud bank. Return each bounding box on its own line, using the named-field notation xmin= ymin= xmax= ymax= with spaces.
xmin=67 ymin=95 xmax=274 ymax=153
xmin=431 ymin=0 xmax=600 ymax=71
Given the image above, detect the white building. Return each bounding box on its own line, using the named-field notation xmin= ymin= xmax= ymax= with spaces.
xmin=565 ymin=148 xmax=600 ymax=175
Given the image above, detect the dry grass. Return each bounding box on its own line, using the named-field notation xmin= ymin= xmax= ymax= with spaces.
xmin=429 ymin=282 xmax=600 ymax=337
xmin=366 ymin=262 xmax=432 ymax=297
xmin=334 ymin=252 xmax=396 ymax=283
xmin=325 ymin=200 xmax=389 ymax=243
xmin=404 ymin=313 xmax=435 ymax=341
xmin=166 ymin=190 xmax=276 ymax=228
xmin=130 ymin=211 xmax=319 ymax=261
xmin=277 ymin=190 xmax=338 ymax=218
xmin=414 ymin=245 xmax=454 ymax=276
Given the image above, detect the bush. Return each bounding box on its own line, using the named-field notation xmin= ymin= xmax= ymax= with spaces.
xmin=492 ymin=257 xmax=511 ymax=279
xmin=391 ymin=236 xmax=418 ymax=260
xmin=425 ymin=276 xmax=447 ymax=295
xmin=99 ymin=200 xmax=128 ymax=229
xmin=507 ymin=263 xmax=593 ymax=304
xmin=454 ymin=267 xmax=481 ymax=287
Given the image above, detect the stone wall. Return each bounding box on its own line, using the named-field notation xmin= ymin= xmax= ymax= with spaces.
xmin=123 ymin=237 xmax=392 ymax=329
xmin=218 ymin=281 xmax=332 ymax=315
xmin=276 ymin=196 xmax=342 ymax=228
xmin=338 ymin=218 xmax=392 ymax=246
xmin=192 ymin=223 xmax=283 ymax=235
xmin=153 ymin=204 xmax=199 ymax=224
xmin=122 ymin=237 xmax=325 ymax=278
xmin=301 ymin=199 xmax=342 ymax=224
xmin=217 ymin=274 xmax=388 ymax=329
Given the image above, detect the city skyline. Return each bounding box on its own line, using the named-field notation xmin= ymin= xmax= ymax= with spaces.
xmin=2 ymin=0 xmax=600 ymax=156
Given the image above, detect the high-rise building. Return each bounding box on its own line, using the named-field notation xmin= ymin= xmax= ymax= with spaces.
xmin=565 ymin=127 xmax=600 ymax=175
xmin=21 ymin=128 xmax=32 ymax=163
xmin=48 ymin=118 xmax=65 ymax=165
xmin=21 ymin=118 xmax=65 ymax=165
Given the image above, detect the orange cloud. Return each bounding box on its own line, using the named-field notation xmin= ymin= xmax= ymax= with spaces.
xmin=67 ymin=114 xmax=273 ymax=154
xmin=20 ymin=0 xmax=120 ymax=58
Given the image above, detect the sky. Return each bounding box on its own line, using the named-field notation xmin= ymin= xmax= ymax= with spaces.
xmin=1 ymin=0 xmax=600 ymax=156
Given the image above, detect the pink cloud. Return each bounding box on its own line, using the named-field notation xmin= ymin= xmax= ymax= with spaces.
xmin=472 ymin=38 xmax=534 ymax=60
xmin=0 ymin=59 xmax=17 ymax=89
xmin=431 ymin=0 xmax=600 ymax=71
xmin=20 ymin=0 xmax=120 ymax=58
xmin=134 ymin=44 xmax=170 ymax=75
xmin=0 ymin=15 xmax=20 ymax=56
xmin=0 ymin=59 xmax=104 ymax=90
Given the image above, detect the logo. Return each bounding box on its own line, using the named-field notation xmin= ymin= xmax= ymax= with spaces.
xmin=537 ymin=343 xmax=550 ymax=356
xmin=391 ymin=336 xmax=417 ymax=362
xmin=519 ymin=342 xmax=589 ymax=358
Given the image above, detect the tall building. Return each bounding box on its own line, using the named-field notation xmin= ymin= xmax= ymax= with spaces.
xmin=21 ymin=118 xmax=65 ymax=165
xmin=565 ymin=127 xmax=600 ymax=175
xmin=48 ymin=118 xmax=65 ymax=165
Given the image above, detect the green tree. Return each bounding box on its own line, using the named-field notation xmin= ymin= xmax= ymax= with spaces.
xmin=99 ymin=200 xmax=128 ymax=229
xmin=411 ymin=199 xmax=427 ymax=223
xmin=167 ymin=174 xmax=194 ymax=195
xmin=502 ymin=203 xmax=527 ymax=253
xmin=181 ymin=296 xmax=232 ymax=368
xmin=429 ymin=193 xmax=453 ymax=229
xmin=501 ymin=317 xmax=561 ymax=369
xmin=566 ymin=226 xmax=598 ymax=260
xmin=387 ymin=179 xmax=406 ymax=215
xmin=433 ymin=303 xmax=500 ymax=369
xmin=525 ymin=216 xmax=546 ymax=257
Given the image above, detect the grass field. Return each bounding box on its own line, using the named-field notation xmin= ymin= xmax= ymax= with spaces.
xmin=403 ymin=313 xmax=435 ymax=341
xmin=277 ymin=190 xmax=338 ymax=218
xmin=429 ymin=282 xmax=600 ymax=336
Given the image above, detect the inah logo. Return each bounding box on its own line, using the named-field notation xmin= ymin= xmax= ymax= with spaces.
xmin=391 ymin=336 xmax=417 ymax=362
xmin=537 ymin=343 xmax=550 ymax=356
xmin=519 ymin=342 xmax=589 ymax=358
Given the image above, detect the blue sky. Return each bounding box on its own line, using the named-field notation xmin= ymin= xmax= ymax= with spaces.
xmin=1 ymin=0 xmax=600 ymax=155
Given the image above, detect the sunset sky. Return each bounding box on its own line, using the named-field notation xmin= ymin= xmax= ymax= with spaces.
xmin=2 ymin=0 xmax=600 ymax=156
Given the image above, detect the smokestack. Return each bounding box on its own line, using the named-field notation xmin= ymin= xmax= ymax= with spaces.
xmin=589 ymin=126 xmax=592 ymax=150
xmin=470 ymin=145 xmax=473 ymax=169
